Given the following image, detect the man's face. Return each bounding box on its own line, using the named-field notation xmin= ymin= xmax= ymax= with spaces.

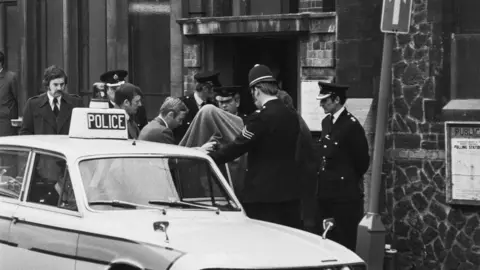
xmin=107 ymin=85 xmax=119 ymax=102
xmin=198 ymin=84 xmax=214 ymax=101
xmin=124 ymin=94 xmax=142 ymax=115
xmin=48 ymin=78 xmax=66 ymax=98
xmin=169 ymin=111 xmax=187 ymax=130
xmin=319 ymin=96 xmax=338 ymax=114
xmin=251 ymin=87 xmax=262 ymax=109
xmin=217 ymin=96 xmax=239 ymax=115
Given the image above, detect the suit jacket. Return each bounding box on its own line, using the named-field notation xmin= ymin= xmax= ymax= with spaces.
xmin=317 ymin=109 xmax=370 ymax=202
xmin=19 ymin=93 xmax=84 ymax=135
xmin=209 ymin=99 xmax=301 ymax=203
xmin=0 ymin=70 xmax=19 ymax=136
xmin=173 ymin=94 xmax=215 ymax=144
xmin=138 ymin=117 xmax=175 ymax=144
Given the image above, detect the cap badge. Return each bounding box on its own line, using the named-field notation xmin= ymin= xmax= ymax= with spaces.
xmin=113 ymin=74 xmax=118 ymax=80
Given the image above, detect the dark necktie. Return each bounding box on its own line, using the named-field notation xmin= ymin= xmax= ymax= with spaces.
xmin=53 ymin=98 xmax=59 ymax=117
xmin=330 ymin=115 xmax=335 ymax=125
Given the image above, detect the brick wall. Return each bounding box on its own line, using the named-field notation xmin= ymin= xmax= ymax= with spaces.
xmin=300 ymin=33 xmax=335 ymax=81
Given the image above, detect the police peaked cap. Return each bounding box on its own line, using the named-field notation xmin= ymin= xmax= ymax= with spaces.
xmin=214 ymin=86 xmax=242 ymax=102
xmin=194 ymin=70 xmax=221 ymax=87
xmin=248 ymin=64 xmax=277 ymax=87
xmin=316 ymin=81 xmax=349 ymax=100
xmin=100 ymin=70 xmax=128 ymax=86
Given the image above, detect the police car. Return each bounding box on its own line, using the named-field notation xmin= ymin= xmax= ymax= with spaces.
xmin=0 ymin=102 xmax=366 ymax=270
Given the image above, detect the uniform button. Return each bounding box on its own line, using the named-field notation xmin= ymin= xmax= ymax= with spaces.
xmin=341 ymin=177 xmax=344 ymax=180
xmin=334 ymin=142 xmax=338 ymax=145
xmin=187 ymin=122 xmax=190 ymax=125
xmin=324 ymin=145 xmax=327 ymax=148
xmin=322 ymin=168 xmax=325 ymax=171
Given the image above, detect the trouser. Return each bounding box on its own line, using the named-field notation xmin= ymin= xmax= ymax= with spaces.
xmin=316 ymin=198 xmax=364 ymax=251
xmin=242 ymin=200 xmax=302 ymax=229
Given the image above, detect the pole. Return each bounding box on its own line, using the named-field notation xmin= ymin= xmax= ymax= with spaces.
xmin=356 ymin=33 xmax=394 ymax=269
xmin=170 ymin=0 xmax=183 ymax=97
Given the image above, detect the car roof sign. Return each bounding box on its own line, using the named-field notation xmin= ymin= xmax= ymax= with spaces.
xmin=89 ymin=98 xmax=110 ymax=109
xmin=69 ymin=108 xmax=129 ymax=140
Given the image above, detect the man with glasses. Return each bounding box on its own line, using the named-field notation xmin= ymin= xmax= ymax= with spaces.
xmin=173 ymin=70 xmax=221 ymax=143
xmin=100 ymin=70 xmax=148 ymax=131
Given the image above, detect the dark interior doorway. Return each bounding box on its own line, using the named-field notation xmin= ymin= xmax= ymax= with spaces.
xmin=214 ymin=35 xmax=298 ymax=115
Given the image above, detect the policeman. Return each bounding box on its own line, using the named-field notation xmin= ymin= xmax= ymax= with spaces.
xmin=207 ymin=64 xmax=302 ymax=229
xmin=315 ymin=81 xmax=370 ymax=251
xmin=173 ymin=70 xmax=220 ymax=143
xmin=213 ymin=85 xmax=249 ymax=122
xmin=99 ymin=70 xmax=148 ymax=131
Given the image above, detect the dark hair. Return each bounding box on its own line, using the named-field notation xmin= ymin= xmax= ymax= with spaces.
xmin=252 ymin=81 xmax=279 ymax=96
xmin=0 ymin=51 xmax=4 ymax=67
xmin=277 ymin=90 xmax=295 ymax=111
xmin=43 ymin=65 xmax=68 ymax=88
xmin=114 ymin=83 xmax=143 ymax=106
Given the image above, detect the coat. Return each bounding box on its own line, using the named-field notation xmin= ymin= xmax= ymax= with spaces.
xmin=317 ymin=109 xmax=370 ymax=202
xmin=0 ymin=70 xmax=19 ymax=136
xmin=19 ymin=92 xmax=84 ymax=135
xmin=138 ymin=117 xmax=175 ymax=144
xmin=209 ymin=99 xmax=301 ymax=203
xmin=173 ymin=94 xmax=215 ymax=144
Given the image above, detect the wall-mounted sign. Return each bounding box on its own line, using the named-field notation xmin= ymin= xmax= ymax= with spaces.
xmin=445 ymin=121 xmax=480 ymax=205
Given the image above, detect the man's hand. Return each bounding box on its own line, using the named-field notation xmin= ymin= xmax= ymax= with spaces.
xmin=200 ymin=141 xmax=218 ymax=153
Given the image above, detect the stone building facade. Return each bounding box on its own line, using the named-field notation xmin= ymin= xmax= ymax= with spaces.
xmin=178 ymin=0 xmax=480 ymax=269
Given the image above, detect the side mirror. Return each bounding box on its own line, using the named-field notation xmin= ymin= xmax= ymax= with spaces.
xmin=322 ymin=218 xmax=335 ymax=239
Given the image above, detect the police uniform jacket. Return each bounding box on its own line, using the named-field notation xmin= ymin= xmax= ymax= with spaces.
xmin=173 ymin=94 xmax=215 ymax=143
xmin=19 ymin=92 xmax=84 ymax=135
xmin=317 ymin=109 xmax=370 ymax=202
xmin=209 ymin=99 xmax=301 ymax=203
xmin=0 ymin=70 xmax=18 ymax=136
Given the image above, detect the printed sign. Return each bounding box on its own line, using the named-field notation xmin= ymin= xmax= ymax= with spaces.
xmin=445 ymin=122 xmax=480 ymax=205
xmin=87 ymin=113 xmax=127 ymax=130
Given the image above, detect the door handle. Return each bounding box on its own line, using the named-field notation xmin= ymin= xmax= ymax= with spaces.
xmin=12 ymin=216 xmax=25 ymax=224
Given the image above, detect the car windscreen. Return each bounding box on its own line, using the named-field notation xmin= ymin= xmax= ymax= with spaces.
xmin=79 ymin=156 xmax=240 ymax=211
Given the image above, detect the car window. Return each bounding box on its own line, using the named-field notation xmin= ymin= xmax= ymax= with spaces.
xmin=0 ymin=149 xmax=29 ymax=200
xmin=26 ymin=153 xmax=78 ymax=211
xmin=79 ymin=157 xmax=239 ymax=211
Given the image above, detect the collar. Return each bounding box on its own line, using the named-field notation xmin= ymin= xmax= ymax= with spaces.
xmin=261 ymin=96 xmax=278 ymax=107
xmin=47 ymin=92 xmax=61 ymax=105
xmin=0 ymin=68 xmax=3 ymax=73
xmin=193 ymin=92 xmax=205 ymax=107
xmin=331 ymin=106 xmax=345 ymax=123
xmin=158 ymin=116 xmax=169 ymax=129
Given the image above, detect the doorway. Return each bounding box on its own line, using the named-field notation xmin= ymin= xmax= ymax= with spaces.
xmin=213 ymin=35 xmax=299 ymax=115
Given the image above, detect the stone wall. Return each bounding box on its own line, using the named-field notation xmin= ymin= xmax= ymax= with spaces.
xmin=381 ymin=0 xmax=480 ymax=269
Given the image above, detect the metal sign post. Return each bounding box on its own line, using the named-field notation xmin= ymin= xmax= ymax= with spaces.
xmin=356 ymin=0 xmax=413 ymax=268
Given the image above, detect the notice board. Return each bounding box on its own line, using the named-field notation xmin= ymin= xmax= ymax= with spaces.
xmin=445 ymin=121 xmax=480 ymax=205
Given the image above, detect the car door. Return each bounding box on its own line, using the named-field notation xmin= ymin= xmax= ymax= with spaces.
xmin=0 ymin=147 xmax=31 ymax=269
xmin=8 ymin=150 xmax=80 ymax=270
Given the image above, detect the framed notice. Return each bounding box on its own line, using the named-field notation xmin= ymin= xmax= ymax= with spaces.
xmin=445 ymin=121 xmax=480 ymax=205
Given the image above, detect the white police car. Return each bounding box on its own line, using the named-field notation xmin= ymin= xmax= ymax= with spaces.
xmin=0 ymin=105 xmax=366 ymax=270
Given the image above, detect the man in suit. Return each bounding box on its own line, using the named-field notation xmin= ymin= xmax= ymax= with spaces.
xmin=214 ymin=86 xmax=249 ymax=123
xmin=173 ymin=70 xmax=220 ymax=143
xmin=139 ymin=97 xmax=188 ymax=144
xmin=20 ymin=65 xmax=83 ymax=135
xmin=100 ymin=70 xmax=148 ymax=131
xmin=315 ymin=81 xmax=370 ymax=251
xmin=0 ymin=51 xmax=19 ymax=136
xmin=113 ymin=83 xmax=143 ymax=139
xmin=207 ymin=64 xmax=302 ymax=229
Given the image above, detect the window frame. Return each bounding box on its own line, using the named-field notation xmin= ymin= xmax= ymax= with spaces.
xmin=22 ymin=149 xmax=80 ymax=216
xmin=0 ymin=146 xmax=33 ymax=203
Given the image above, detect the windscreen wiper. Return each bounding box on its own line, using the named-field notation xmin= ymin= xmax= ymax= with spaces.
xmin=89 ymin=200 xmax=142 ymax=209
xmin=148 ymin=199 xmax=220 ymax=213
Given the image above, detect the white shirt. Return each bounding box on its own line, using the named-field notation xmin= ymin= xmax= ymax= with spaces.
xmin=331 ymin=106 xmax=345 ymax=124
xmin=47 ymin=93 xmax=61 ymax=110
xmin=194 ymin=92 xmax=205 ymax=109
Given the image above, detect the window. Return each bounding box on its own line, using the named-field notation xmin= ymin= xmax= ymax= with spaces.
xmin=26 ymin=153 xmax=77 ymax=211
xmin=79 ymin=157 xmax=239 ymax=211
xmin=0 ymin=149 xmax=29 ymax=199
